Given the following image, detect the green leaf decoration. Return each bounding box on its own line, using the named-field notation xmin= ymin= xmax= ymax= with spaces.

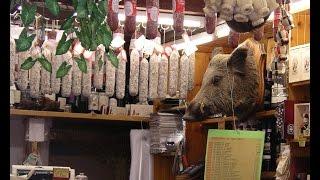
xmin=76 ymin=0 xmax=88 ymax=19
xmin=92 ymin=4 xmax=105 ymax=24
xmin=56 ymin=61 xmax=72 ymax=78
xmin=56 ymin=33 xmax=74 ymax=55
xmin=21 ymin=3 xmax=37 ymax=27
xmin=107 ymin=50 xmax=118 ymax=68
xmin=98 ymin=0 xmax=107 ymax=16
xmin=64 ymin=27 xmax=76 ymax=35
xmin=15 ymin=31 xmax=36 ymax=52
xmin=72 ymin=0 xmax=78 ymax=8
xmin=60 ymin=15 xmax=75 ymax=30
xmin=20 ymin=57 xmax=36 ymax=70
xmin=98 ymin=55 xmax=103 ymax=71
xmin=98 ymin=25 xmax=112 ymax=48
xmin=45 ymin=0 xmax=60 ymax=17
xmin=87 ymin=0 xmax=94 ymax=16
xmin=75 ymin=55 xmax=88 ymax=73
xmin=37 ymin=56 xmax=52 ymax=72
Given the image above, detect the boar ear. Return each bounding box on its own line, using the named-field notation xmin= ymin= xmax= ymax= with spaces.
xmin=228 ymin=47 xmax=248 ymax=74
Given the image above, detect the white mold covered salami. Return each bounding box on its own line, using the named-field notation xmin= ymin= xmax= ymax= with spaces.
xmin=72 ymin=41 xmax=84 ymax=96
xmin=16 ymin=51 xmax=30 ymax=91
xmin=10 ymin=38 xmax=16 ymax=86
xmin=61 ymin=51 xmax=73 ymax=97
xmin=146 ymin=0 xmax=159 ymax=39
xmin=124 ymin=0 xmax=137 ymax=35
xmin=93 ymin=47 xmax=105 ymax=89
xmin=188 ymin=53 xmax=195 ymax=91
xmin=52 ymin=54 xmax=63 ymax=94
xmin=148 ymin=53 xmax=159 ymax=99
xmin=107 ymin=0 xmax=119 ymax=31
xmin=139 ymin=58 xmax=149 ymax=103
xmin=173 ymin=0 xmax=185 ymax=34
xmin=29 ymin=46 xmax=42 ymax=98
xmin=41 ymin=39 xmax=57 ymax=94
xmin=157 ymin=54 xmax=168 ymax=99
xmin=82 ymin=52 xmax=93 ymax=97
xmin=179 ymin=54 xmax=189 ymax=99
xmin=168 ymin=49 xmax=180 ymax=96
xmin=129 ymin=48 xmax=140 ymax=96
xmin=105 ymin=54 xmax=116 ymax=96
xmin=116 ymin=50 xmax=127 ymax=99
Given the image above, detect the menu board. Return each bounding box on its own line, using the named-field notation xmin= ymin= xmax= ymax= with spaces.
xmin=205 ymin=130 xmax=265 ymax=180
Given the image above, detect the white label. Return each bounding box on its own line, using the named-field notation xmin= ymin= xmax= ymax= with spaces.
xmin=58 ymin=97 xmax=66 ymax=110
xmin=29 ymin=118 xmax=45 ymax=142
xmin=124 ymin=1 xmax=133 ymax=16
xmin=112 ymin=0 xmax=119 ymax=13
xmin=45 ymin=94 xmax=56 ymax=101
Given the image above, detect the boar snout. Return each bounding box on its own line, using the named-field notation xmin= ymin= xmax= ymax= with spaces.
xmin=183 ymin=101 xmax=210 ymax=121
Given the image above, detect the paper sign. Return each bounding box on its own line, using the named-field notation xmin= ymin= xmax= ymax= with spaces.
xmin=205 ymin=129 xmax=265 ymax=180
xmin=28 ymin=118 xmax=45 ymax=142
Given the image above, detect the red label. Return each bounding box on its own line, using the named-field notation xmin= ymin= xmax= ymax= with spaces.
xmin=147 ymin=7 xmax=159 ymax=21
xmin=173 ymin=0 xmax=185 ymax=13
xmin=124 ymin=1 xmax=137 ymax=16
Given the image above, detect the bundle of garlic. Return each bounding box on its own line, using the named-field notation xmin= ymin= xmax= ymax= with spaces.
xmin=29 ymin=46 xmax=42 ymax=98
xmin=82 ymin=50 xmax=94 ymax=97
xmin=93 ymin=46 xmax=105 ymax=90
xmin=179 ymin=54 xmax=189 ymax=99
xmin=148 ymin=53 xmax=159 ymax=100
xmin=61 ymin=51 xmax=73 ymax=97
xmin=139 ymin=57 xmax=149 ymax=103
xmin=157 ymin=54 xmax=168 ymax=99
xmin=105 ymin=54 xmax=116 ymax=96
xmin=168 ymin=49 xmax=180 ymax=96
xmin=129 ymin=48 xmax=140 ymax=96
xmin=16 ymin=51 xmax=30 ymax=91
xmin=188 ymin=53 xmax=195 ymax=91
xmin=10 ymin=38 xmax=17 ymax=86
xmin=116 ymin=49 xmax=127 ymax=99
xmin=41 ymin=39 xmax=57 ymax=94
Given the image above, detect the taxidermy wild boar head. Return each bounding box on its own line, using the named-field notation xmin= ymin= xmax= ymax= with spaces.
xmin=183 ymin=42 xmax=260 ymax=122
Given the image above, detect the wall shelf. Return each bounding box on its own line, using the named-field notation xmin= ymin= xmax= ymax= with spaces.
xmin=10 ymin=109 xmax=149 ymax=123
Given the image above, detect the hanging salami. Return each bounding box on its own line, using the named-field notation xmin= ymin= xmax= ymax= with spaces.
xmin=205 ymin=13 xmax=217 ymax=34
xmin=129 ymin=48 xmax=140 ymax=96
xmin=124 ymin=0 xmax=137 ymax=35
xmin=105 ymin=54 xmax=116 ymax=97
xmin=93 ymin=47 xmax=105 ymax=90
xmin=29 ymin=46 xmax=42 ymax=98
xmin=228 ymin=30 xmax=240 ymax=48
xmin=173 ymin=0 xmax=185 ymax=34
xmin=61 ymin=51 xmax=73 ymax=97
xmin=188 ymin=53 xmax=195 ymax=91
xmin=116 ymin=49 xmax=127 ymax=99
xmin=52 ymin=54 xmax=63 ymax=94
xmin=107 ymin=0 xmax=119 ymax=31
xmin=179 ymin=54 xmax=189 ymax=99
xmin=168 ymin=49 xmax=180 ymax=96
xmin=82 ymin=51 xmax=93 ymax=97
xmin=72 ymin=54 xmax=82 ymax=96
xmin=16 ymin=51 xmax=29 ymax=91
xmin=139 ymin=57 xmax=149 ymax=103
xmin=10 ymin=38 xmax=16 ymax=86
xmin=148 ymin=53 xmax=159 ymax=99
xmin=158 ymin=54 xmax=168 ymax=99
xmin=146 ymin=0 xmax=159 ymax=39
xmin=41 ymin=39 xmax=57 ymax=94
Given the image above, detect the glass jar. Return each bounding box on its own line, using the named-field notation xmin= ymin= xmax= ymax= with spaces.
xmin=88 ymin=92 xmax=99 ymax=111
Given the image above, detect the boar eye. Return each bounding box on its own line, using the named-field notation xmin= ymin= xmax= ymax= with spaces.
xmin=212 ymin=75 xmax=222 ymax=85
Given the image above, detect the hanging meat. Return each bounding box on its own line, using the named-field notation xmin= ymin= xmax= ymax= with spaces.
xmin=124 ymin=0 xmax=137 ymax=35
xmin=148 ymin=53 xmax=159 ymax=99
xmin=16 ymin=51 xmax=29 ymax=91
xmin=61 ymin=51 xmax=73 ymax=97
xmin=168 ymin=49 xmax=180 ymax=96
xmin=10 ymin=38 xmax=16 ymax=86
xmin=41 ymin=39 xmax=57 ymax=94
xmin=188 ymin=53 xmax=195 ymax=91
xmin=29 ymin=46 xmax=42 ymax=98
xmin=139 ymin=57 xmax=149 ymax=103
xmin=205 ymin=13 xmax=217 ymax=34
xmin=107 ymin=0 xmax=120 ymax=31
xmin=82 ymin=51 xmax=93 ymax=97
xmin=116 ymin=49 xmax=127 ymax=99
xmin=173 ymin=0 xmax=185 ymax=35
xmin=157 ymin=54 xmax=168 ymax=99
xmin=105 ymin=54 xmax=116 ymax=97
xmin=179 ymin=54 xmax=189 ymax=99
xmin=146 ymin=0 xmax=159 ymax=39
xmin=228 ymin=30 xmax=240 ymax=48
xmin=93 ymin=47 xmax=105 ymax=90
xmin=129 ymin=48 xmax=140 ymax=96
xmin=52 ymin=54 xmax=63 ymax=94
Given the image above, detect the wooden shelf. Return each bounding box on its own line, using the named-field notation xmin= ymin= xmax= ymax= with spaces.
xmin=201 ymin=110 xmax=276 ymax=125
xmin=289 ymin=80 xmax=310 ymax=87
xmin=10 ymin=109 xmax=149 ymax=123
xmin=261 ymin=171 xmax=276 ymax=180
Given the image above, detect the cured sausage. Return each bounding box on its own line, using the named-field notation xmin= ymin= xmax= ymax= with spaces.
xmin=16 ymin=51 xmax=29 ymax=91
xmin=124 ymin=0 xmax=137 ymax=35
xmin=173 ymin=0 xmax=185 ymax=35
xmin=146 ymin=0 xmax=159 ymax=39
xmin=52 ymin=54 xmax=63 ymax=94
xmin=10 ymin=38 xmax=16 ymax=86
xmin=93 ymin=48 xmax=105 ymax=89
xmin=107 ymin=0 xmax=119 ymax=31
xmin=41 ymin=39 xmax=57 ymax=94
xmin=61 ymin=51 xmax=73 ymax=97
xmin=82 ymin=52 xmax=93 ymax=97
xmin=168 ymin=49 xmax=180 ymax=96
xmin=116 ymin=49 xmax=127 ymax=99
xmin=228 ymin=30 xmax=240 ymax=48
xmin=179 ymin=54 xmax=189 ymax=99
xmin=129 ymin=48 xmax=140 ymax=96
xmin=139 ymin=57 xmax=149 ymax=103
xmin=29 ymin=46 xmax=42 ymax=98
xmin=157 ymin=54 xmax=168 ymax=99
xmin=148 ymin=53 xmax=159 ymax=99
xmin=188 ymin=53 xmax=195 ymax=91
xmin=105 ymin=53 xmax=116 ymax=96
xmin=205 ymin=13 xmax=217 ymax=34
